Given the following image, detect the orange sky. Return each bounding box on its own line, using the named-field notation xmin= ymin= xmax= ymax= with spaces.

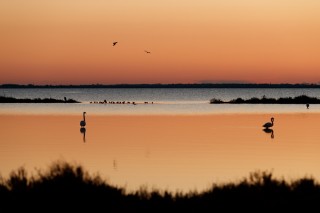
xmin=1 ymin=0 xmax=320 ymax=84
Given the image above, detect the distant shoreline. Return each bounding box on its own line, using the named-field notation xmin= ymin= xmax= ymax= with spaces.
xmin=210 ymin=95 xmax=320 ymax=104
xmin=0 ymin=96 xmax=80 ymax=103
xmin=1 ymin=83 xmax=320 ymax=88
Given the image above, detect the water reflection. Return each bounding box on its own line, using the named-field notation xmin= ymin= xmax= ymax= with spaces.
xmin=80 ymin=127 xmax=86 ymax=142
xmin=263 ymin=128 xmax=274 ymax=139
xmin=4 ymin=114 xmax=320 ymax=193
xmin=113 ymin=159 xmax=118 ymax=171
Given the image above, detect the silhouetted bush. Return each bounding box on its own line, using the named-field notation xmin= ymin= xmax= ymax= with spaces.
xmin=210 ymin=95 xmax=320 ymax=104
xmin=0 ymin=96 xmax=80 ymax=103
xmin=1 ymin=162 xmax=320 ymax=212
xmin=209 ymin=98 xmax=223 ymax=103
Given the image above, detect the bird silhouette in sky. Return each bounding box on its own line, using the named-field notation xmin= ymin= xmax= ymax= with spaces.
xmin=113 ymin=42 xmax=118 ymax=46
xmin=145 ymin=50 xmax=151 ymax=54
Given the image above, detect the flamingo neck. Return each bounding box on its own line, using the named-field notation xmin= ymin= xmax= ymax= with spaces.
xmin=83 ymin=114 xmax=86 ymax=121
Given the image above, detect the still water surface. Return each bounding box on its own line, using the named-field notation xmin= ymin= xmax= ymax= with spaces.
xmin=1 ymin=114 xmax=320 ymax=193
xmin=1 ymin=88 xmax=320 ymax=114
xmin=0 ymin=88 xmax=320 ymax=192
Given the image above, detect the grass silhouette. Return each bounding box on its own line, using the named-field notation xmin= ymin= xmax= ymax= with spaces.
xmin=1 ymin=161 xmax=320 ymax=212
xmin=210 ymin=95 xmax=320 ymax=104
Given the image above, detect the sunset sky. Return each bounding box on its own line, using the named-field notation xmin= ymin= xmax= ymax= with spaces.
xmin=1 ymin=0 xmax=320 ymax=84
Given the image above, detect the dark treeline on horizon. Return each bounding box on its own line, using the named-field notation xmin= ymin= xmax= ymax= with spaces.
xmin=0 ymin=96 xmax=80 ymax=103
xmin=1 ymin=83 xmax=320 ymax=89
xmin=210 ymin=95 xmax=320 ymax=104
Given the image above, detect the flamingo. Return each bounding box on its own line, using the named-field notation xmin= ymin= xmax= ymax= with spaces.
xmin=113 ymin=42 xmax=118 ymax=46
xmin=263 ymin=117 xmax=274 ymax=129
xmin=80 ymin=112 xmax=86 ymax=127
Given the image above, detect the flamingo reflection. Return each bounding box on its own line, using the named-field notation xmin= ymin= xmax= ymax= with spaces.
xmin=80 ymin=127 xmax=86 ymax=142
xmin=263 ymin=128 xmax=274 ymax=139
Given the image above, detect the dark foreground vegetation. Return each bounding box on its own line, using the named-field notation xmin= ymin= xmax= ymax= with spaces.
xmin=0 ymin=96 xmax=80 ymax=103
xmin=1 ymin=162 xmax=320 ymax=212
xmin=210 ymin=95 xmax=320 ymax=104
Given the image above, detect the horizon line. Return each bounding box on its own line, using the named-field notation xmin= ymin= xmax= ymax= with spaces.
xmin=1 ymin=83 xmax=320 ymax=88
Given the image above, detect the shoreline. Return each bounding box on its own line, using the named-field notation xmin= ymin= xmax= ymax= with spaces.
xmin=0 ymin=96 xmax=80 ymax=103
xmin=0 ymin=111 xmax=318 ymax=116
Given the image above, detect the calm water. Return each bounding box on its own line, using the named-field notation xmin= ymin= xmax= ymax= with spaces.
xmin=1 ymin=88 xmax=320 ymax=114
xmin=1 ymin=88 xmax=320 ymax=193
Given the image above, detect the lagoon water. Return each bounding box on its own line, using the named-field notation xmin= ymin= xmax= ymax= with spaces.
xmin=1 ymin=88 xmax=320 ymax=115
xmin=1 ymin=88 xmax=320 ymax=193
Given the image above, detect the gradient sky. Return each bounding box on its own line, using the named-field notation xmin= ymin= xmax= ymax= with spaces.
xmin=1 ymin=0 xmax=320 ymax=84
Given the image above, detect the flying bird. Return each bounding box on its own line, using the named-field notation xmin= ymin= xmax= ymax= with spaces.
xmin=263 ymin=117 xmax=274 ymax=129
xmin=113 ymin=42 xmax=118 ymax=46
xmin=145 ymin=50 xmax=151 ymax=54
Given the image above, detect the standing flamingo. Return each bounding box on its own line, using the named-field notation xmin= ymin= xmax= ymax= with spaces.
xmin=263 ymin=117 xmax=274 ymax=129
xmin=80 ymin=112 xmax=86 ymax=127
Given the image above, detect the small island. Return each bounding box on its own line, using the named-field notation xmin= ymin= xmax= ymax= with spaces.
xmin=0 ymin=96 xmax=80 ymax=103
xmin=210 ymin=95 xmax=320 ymax=104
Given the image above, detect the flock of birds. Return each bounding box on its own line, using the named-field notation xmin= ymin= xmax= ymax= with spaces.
xmin=113 ymin=41 xmax=151 ymax=54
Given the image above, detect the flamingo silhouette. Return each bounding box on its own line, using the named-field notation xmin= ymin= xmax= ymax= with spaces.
xmin=263 ymin=117 xmax=274 ymax=129
xmin=113 ymin=42 xmax=118 ymax=46
xmin=80 ymin=112 xmax=86 ymax=127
